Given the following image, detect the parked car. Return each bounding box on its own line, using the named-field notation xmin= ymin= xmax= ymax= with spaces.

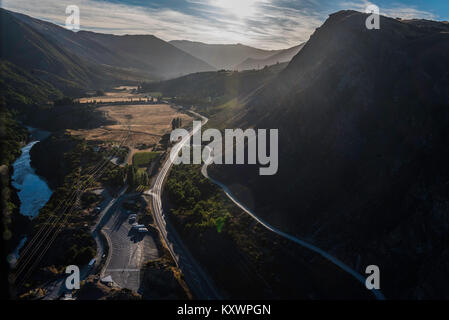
xmin=93 ymin=207 xmax=101 ymax=214
xmin=88 ymin=258 xmax=96 ymax=268
xmin=138 ymin=227 xmax=148 ymax=233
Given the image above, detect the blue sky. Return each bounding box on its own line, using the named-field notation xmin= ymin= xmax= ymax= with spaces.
xmin=3 ymin=0 xmax=448 ymax=49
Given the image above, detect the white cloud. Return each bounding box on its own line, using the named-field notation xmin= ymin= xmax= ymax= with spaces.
xmin=339 ymin=1 xmax=437 ymax=20
xmin=3 ymin=0 xmax=436 ymax=50
xmin=1 ymin=0 xmax=322 ymax=49
xmin=383 ymin=6 xmax=437 ymax=20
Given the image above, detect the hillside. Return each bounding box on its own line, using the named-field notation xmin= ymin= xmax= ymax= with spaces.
xmin=236 ymin=43 xmax=305 ymax=70
xmin=75 ymin=33 xmax=215 ymax=79
xmin=0 ymin=9 xmax=216 ymax=95
xmin=169 ymin=40 xmax=283 ymax=70
xmin=8 ymin=9 xmax=216 ymax=78
xmin=1 ymin=9 xmax=96 ymax=95
xmin=209 ymin=11 xmax=449 ymax=298
xmin=12 ymin=8 xmax=216 ymax=78
xmin=139 ymin=62 xmax=287 ymax=116
xmin=0 ymin=60 xmax=62 ymax=106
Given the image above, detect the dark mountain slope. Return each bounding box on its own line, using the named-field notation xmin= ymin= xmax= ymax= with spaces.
xmin=0 ymin=8 xmax=215 ymax=94
xmin=210 ymin=11 xmax=449 ymax=298
xmin=1 ymin=9 xmax=95 ymax=94
xmin=7 ymin=10 xmax=128 ymax=70
xmin=8 ymin=9 xmax=215 ymax=79
xmin=0 ymin=9 xmax=154 ymax=94
xmin=0 ymin=59 xmax=62 ymax=106
xmin=236 ymin=43 xmax=305 ymax=70
xmin=79 ymin=32 xmax=215 ymax=78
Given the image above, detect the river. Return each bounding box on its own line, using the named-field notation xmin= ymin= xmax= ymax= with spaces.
xmin=8 ymin=127 xmax=53 ymax=265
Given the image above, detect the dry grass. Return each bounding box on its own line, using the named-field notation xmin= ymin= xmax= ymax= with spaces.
xmin=69 ymin=104 xmax=192 ymax=150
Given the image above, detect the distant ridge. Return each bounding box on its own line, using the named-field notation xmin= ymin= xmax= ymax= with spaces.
xmin=235 ymin=43 xmax=305 ymax=70
xmin=170 ymin=40 xmax=285 ymax=69
xmin=0 ymin=8 xmax=216 ymax=94
xmin=208 ymin=10 xmax=449 ymax=299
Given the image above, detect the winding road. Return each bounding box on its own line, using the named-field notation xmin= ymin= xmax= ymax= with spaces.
xmin=144 ymin=110 xmax=221 ymax=300
xmin=147 ymin=106 xmax=385 ymax=300
xmin=201 ymin=138 xmax=386 ymax=300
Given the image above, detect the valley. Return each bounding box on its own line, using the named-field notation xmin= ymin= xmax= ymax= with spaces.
xmin=69 ymin=88 xmax=193 ymax=154
xmin=2 ymin=4 xmax=449 ymax=302
xmin=5 ymin=85 xmax=377 ymax=300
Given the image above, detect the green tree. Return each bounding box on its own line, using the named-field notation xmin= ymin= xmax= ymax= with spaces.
xmin=127 ymin=165 xmax=138 ymax=187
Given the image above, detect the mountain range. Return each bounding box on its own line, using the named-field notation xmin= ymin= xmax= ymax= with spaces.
xmin=170 ymin=40 xmax=302 ymax=70
xmin=0 ymin=8 xmax=304 ymax=97
xmin=3 ymin=6 xmax=449 ymax=298
xmin=207 ymin=11 xmax=449 ymax=298
xmin=159 ymin=11 xmax=449 ymax=299
xmin=235 ymin=43 xmax=304 ymax=70
xmin=0 ymin=8 xmax=215 ymax=94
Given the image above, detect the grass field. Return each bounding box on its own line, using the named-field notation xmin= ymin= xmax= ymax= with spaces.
xmin=133 ymin=151 xmax=160 ymax=167
xmin=69 ymin=104 xmax=192 ymax=148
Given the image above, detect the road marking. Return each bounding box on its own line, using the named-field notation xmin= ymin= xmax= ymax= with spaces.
xmin=202 ymin=142 xmax=386 ymax=300
xmin=106 ymin=269 xmax=140 ymax=272
xmin=143 ymin=111 xmax=221 ymax=299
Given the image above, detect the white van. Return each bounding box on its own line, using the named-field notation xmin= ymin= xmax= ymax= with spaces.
xmin=88 ymin=258 xmax=96 ymax=268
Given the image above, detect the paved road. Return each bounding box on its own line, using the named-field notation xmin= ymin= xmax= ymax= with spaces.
xmin=144 ymin=111 xmax=221 ymax=300
xmin=146 ymin=106 xmax=385 ymax=300
xmin=201 ymin=146 xmax=386 ymax=300
xmin=92 ymin=186 xmax=127 ymax=271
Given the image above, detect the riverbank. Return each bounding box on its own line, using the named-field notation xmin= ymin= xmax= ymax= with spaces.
xmin=12 ymin=130 xmax=52 ymax=219
xmin=7 ymin=127 xmax=53 ymax=266
xmin=1 ymin=110 xmax=31 ymax=299
xmin=14 ymin=131 xmax=130 ymax=296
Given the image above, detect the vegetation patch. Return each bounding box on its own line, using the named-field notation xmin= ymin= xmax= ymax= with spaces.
xmin=140 ymin=257 xmax=191 ymax=300
xmin=0 ymin=108 xmax=28 ymax=244
xmin=126 ymin=165 xmax=149 ymax=189
xmin=132 ymin=152 xmax=160 ymax=168
xmin=166 ymin=165 xmax=231 ymax=233
xmin=164 ymin=164 xmax=370 ymax=299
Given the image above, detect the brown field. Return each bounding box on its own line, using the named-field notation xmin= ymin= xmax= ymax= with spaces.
xmin=69 ymin=104 xmax=192 ymax=151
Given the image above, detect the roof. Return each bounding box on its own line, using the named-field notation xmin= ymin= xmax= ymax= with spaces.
xmin=101 ymin=275 xmax=114 ymax=283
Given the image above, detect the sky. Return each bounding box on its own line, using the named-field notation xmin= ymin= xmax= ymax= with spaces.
xmin=2 ymin=0 xmax=449 ymax=49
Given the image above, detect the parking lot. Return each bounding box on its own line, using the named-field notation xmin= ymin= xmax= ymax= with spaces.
xmin=101 ymin=196 xmax=159 ymax=292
